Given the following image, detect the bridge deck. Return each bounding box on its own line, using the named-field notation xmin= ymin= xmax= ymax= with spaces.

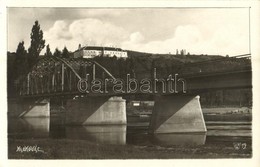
xmin=13 ymin=55 xmax=252 ymax=98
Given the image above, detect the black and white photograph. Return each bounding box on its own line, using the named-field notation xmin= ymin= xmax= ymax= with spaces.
xmin=1 ymin=0 xmax=260 ymax=166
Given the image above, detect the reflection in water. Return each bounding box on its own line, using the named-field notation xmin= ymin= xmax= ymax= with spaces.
xmin=8 ymin=117 xmax=251 ymax=147
xmin=153 ymin=133 xmax=206 ymax=146
xmin=21 ymin=118 xmax=50 ymax=131
xmin=66 ymin=125 xmax=127 ymax=145
xmin=8 ymin=118 xmax=50 ymax=138
xmin=49 ymin=117 xmax=66 ymax=138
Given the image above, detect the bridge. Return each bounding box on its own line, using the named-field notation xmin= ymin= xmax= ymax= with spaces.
xmin=9 ymin=54 xmax=252 ymax=134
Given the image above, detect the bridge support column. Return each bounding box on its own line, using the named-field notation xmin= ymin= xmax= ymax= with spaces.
xmin=8 ymin=98 xmax=50 ymax=118
xmin=149 ymin=95 xmax=206 ymax=133
xmin=66 ymin=96 xmax=126 ymax=125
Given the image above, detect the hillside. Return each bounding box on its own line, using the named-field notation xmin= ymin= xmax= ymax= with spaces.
xmin=127 ymin=50 xmax=223 ymax=63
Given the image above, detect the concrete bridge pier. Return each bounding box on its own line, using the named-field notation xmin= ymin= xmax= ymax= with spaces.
xmin=8 ymin=98 xmax=50 ymax=117
xmin=149 ymin=95 xmax=207 ymax=133
xmin=65 ymin=96 xmax=127 ymax=125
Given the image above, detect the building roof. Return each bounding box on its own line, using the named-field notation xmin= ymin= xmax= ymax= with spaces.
xmin=75 ymin=46 xmax=125 ymax=52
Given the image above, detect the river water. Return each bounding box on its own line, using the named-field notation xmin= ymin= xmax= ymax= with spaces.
xmin=8 ymin=115 xmax=252 ymax=147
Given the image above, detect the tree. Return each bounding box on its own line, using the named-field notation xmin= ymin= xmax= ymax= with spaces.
xmin=44 ymin=44 xmax=52 ymax=56
xmin=180 ymin=49 xmax=184 ymax=55
xmin=61 ymin=46 xmax=70 ymax=58
xmin=28 ymin=20 xmax=45 ymax=67
xmin=16 ymin=41 xmax=27 ymax=57
xmin=53 ymin=48 xmax=62 ymax=57
xmin=14 ymin=41 xmax=29 ymax=77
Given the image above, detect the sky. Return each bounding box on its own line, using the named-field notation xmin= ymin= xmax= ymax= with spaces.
xmin=7 ymin=8 xmax=250 ymax=56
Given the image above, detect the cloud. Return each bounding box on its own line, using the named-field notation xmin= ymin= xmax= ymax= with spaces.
xmin=129 ymin=32 xmax=145 ymax=43
xmin=45 ymin=21 xmax=72 ymax=40
xmin=44 ymin=21 xmax=249 ymax=56
xmin=43 ymin=14 xmax=249 ymax=56
xmin=44 ymin=18 xmax=129 ymax=52
xmin=122 ymin=25 xmax=204 ymax=54
xmin=122 ymin=24 xmax=249 ymax=56
xmin=69 ymin=18 xmax=128 ymax=44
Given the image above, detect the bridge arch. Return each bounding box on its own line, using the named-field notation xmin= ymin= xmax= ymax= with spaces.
xmin=18 ymin=56 xmax=116 ymax=96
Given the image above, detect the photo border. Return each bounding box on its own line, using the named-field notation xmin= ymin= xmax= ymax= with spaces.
xmin=1 ymin=0 xmax=260 ymax=167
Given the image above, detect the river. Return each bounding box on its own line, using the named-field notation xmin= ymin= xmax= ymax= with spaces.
xmin=8 ymin=114 xmax=252 ymax=148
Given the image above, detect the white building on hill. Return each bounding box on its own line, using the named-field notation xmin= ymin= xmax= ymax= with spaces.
xmin=73 ymin=45 xmax=128 ymax=59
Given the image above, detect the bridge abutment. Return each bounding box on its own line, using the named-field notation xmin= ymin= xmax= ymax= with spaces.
xmin=8 ymin=98 xmax=50 ymax=117
xmin=149 ymin=95 xmax=207 ymax=133
xmin=65 ymin=96 xmax=127 ymax=125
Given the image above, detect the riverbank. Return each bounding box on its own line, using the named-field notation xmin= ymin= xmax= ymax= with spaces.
xmin=8 ymin=138 xmax=251 ymax=159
